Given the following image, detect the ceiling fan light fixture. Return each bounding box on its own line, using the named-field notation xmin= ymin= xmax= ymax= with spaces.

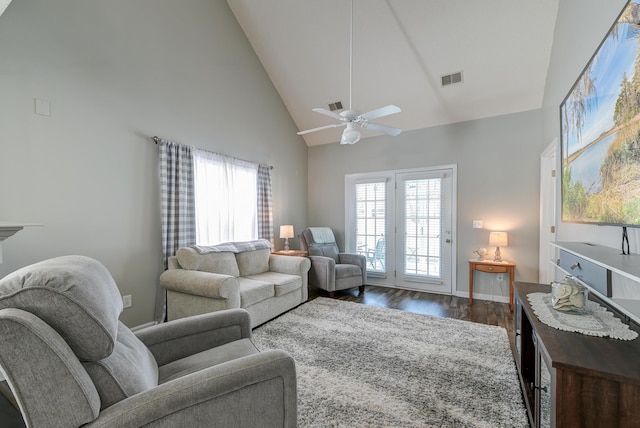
xmin=341 ymin=124 xmax=361 ymax=145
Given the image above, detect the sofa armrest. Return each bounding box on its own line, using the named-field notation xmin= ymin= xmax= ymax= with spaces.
xmin=307 ymin=255 xmax=336 ymax=291
xmin=339 ymin=253 xmax=367 ymax=284
xmin=269 ymin=254 xmax=311 ymax=277
xmin=159 ymin=269 xmax=239 ymax=300
xmin=338 ymin=252 xmax=366 ymax=267
xmin=134 ymin=309 xmax=251 ymax=366
xmin=85 ymin=350 xmax=297 ymax=428
xmin=167 ymin=255 xmax=180 ymax=270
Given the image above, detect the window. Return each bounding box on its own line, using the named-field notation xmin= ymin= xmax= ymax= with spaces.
xmin=193 ymin=149 xmax=258 ymax=245
xmin=403 ymin=177 xmax=442 ymax=277
xmin=355 ymin=181 xmax=387 ymax=272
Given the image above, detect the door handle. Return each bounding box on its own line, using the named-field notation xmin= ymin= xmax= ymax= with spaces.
xmin=445 ymin=238 xmax=451 ymax=243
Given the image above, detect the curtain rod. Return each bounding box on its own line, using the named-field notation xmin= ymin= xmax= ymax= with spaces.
xmin=151 ymin=136 xmax=273 ymax=169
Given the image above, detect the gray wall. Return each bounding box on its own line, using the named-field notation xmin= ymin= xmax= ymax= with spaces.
xmin=308 ymin=110 xmax=542 ymax=299
xmin=541 ymin=0 xmax=640 ymax=251
xmin=0 ymin=0 xmax=308 ymax=326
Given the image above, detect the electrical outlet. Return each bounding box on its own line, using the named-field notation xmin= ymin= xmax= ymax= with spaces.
xmin=496 ymin=274 xmax=504 ymax=282
xmin=472 ymin=219 xmax=483 ymax=229
xmin=34 ymin=98 xmax=51 ymax=116
xmin=122 ymin=295 xmax=132 ymax=308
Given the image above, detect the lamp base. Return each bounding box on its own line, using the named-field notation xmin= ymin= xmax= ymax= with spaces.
xmin=493 ymin=247 xmax=502 ymax=262
xmin=284 ymin=238 xmax=290 ymax=251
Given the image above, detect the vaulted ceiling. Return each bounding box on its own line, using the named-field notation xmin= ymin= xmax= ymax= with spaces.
xmin=227 ymin=0 xmax=559 ymax=146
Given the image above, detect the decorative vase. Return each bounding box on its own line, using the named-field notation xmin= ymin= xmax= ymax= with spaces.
xmin=474 ymin=247 xmax=488 ymax=261
xmin=552 ymin=276 xmax=588 ymax=314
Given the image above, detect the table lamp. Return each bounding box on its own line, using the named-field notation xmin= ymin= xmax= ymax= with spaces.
xmin=280 ymin=225 xmax=294 ymax=251
xmin=489 ymin=231 xmax=508 ymax=262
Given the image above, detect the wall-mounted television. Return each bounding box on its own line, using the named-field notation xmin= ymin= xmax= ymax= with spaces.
xmin=561 ymin=0 xmax=640 ymax=227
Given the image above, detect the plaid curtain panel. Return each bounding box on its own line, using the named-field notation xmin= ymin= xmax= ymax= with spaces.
xmin=157 ymin=139 xmax=196 ymax=321
xmin=257 ymin=164 xmax=274 ymax=244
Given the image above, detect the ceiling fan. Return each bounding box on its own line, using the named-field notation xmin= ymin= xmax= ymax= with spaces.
xmin=297 ymin=0 xmax=402 ymax=144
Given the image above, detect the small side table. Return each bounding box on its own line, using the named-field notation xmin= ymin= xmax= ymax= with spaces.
xmin=272 ymin=250 xmax=308 ymax=257
xmin=468 ymin=259 xmax=516 ymax=311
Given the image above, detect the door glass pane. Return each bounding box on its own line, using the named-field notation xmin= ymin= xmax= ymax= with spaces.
xmin=355 ymin=182 xmax=386 ymax=272
xmin=404 ymin=178 xmax=441 ymax=278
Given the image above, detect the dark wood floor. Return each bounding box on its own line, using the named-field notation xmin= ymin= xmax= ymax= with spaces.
xmin=309 ymin=284 xmax=516 ymax=351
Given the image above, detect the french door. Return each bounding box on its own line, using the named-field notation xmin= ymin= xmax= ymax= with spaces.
xmin=346 ymin=166 xmax=455 ymax=294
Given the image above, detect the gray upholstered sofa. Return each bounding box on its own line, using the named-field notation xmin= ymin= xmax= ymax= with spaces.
xmin=0 ymin=255 xmax=297 ymax=427
xmin=160 ymin=239 xmax=311 ymax=328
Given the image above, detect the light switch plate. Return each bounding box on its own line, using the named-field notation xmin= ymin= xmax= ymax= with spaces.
xmin=472 ymin=219 xmax=483 ymax=229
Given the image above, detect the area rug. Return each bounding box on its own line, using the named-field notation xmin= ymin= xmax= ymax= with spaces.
xmin=252 ymin=298 xmax=528 ymax=428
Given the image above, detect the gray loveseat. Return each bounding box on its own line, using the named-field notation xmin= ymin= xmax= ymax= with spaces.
xmin=0 ymin=255 xmax=297 ymax=427
xmin=160 ymin=239 xmax=311 ymax=328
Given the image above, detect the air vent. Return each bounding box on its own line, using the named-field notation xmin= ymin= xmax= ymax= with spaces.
xmin=441 ymin=71 xmax=463 ymax=87
xmin=328 ymin=101 xmax=343 ymax=111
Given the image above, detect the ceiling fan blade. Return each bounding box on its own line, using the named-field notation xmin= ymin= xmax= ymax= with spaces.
xmin=312 ymin=108 xmax=343 ymax=121
xmin=297 ymin=123 xmax=345 ymax=135
xmin=360 ymin=105 xmax=402 ymax=121
xmin=362 ymin=122 xmax=402 ymax=136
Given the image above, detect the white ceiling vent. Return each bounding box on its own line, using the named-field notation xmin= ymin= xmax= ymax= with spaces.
xmin=441 ymin=71 xmax=463 ymax=87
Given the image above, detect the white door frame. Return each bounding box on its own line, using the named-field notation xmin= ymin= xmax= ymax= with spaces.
xmin=345 ymin=165 xmax=457 ymax=295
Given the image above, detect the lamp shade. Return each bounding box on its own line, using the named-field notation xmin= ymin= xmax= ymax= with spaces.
xmin=489 ymin=231 xmax=508 ymax=247
xmin=279 ymin=225 xmax=294 ymax=239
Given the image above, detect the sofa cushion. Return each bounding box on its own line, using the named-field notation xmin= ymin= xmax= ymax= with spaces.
xmin=176 ymin=247 xmax=240 ymax=277
xmin=237 ymin=277 xmax=274 ymax=307
xmin=0 ymin=255 xmax=123 ymax=361
xmin=0 ymin=308 xmax=102 ymax=427
xmin=309 ymin=227 xmax=336 ymax=244
xmin=236 ymin=248 xmax=271 ymax=277
xmin=302 ymin=228 xmax=341 ymax=263
xmin=308 ymin=245 xmax=340 ymax=263
xmin=246 ymin=272 xmax=301 ymax=297
xmin=83 ymin=322 xmax=159 ymax=409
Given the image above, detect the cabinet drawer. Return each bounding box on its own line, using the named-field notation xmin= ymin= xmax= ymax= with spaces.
xmin=558 ymin=250 xmax=611 ymax=297
xmin=476 ymin=264 xmax=507 ymax=273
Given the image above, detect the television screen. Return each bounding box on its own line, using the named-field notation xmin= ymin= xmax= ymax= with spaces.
xmin=561 ymin=0 xmax=640 ymax=227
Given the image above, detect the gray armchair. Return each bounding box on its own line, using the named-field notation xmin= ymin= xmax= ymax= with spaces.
xmin=299 ymin=227 xmax=367 ymax=297
xmin=0 ymin=256 xmax=296 ymax=428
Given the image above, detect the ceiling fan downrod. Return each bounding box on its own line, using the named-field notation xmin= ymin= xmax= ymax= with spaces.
xmin=296 ymin=0 xmax=402 ymax=144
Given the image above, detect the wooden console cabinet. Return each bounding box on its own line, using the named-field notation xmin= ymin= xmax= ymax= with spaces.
xmin=513 ymin=282 xmax=640 ymax=428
